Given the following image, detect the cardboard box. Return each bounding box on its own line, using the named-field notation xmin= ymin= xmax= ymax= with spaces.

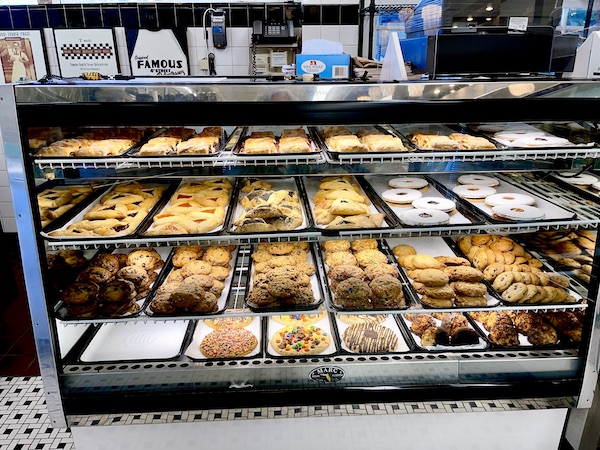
xmin=296 ymin=54 xmax=351 ymax=79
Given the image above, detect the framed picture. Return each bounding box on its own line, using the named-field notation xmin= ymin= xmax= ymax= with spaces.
xmin=127 ymin=28 xmax=189 ymax=76
xmin=54 ymin=28 xmax=119 ymax=78
xmin=0 ymin=30 xmax=47 ymax=84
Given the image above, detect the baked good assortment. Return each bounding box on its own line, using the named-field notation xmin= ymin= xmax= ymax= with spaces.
xmin=321 ymin=126 xmax=407 ymax=153
xmin=324 ymin=239 xmax=406 ymax=310
xmin=520 ymin=229 xmax=595 ymax=285
xmin=408 ymin=131 xmax=495 ymax=151
xmin=470 ymin=309 xmax=582 ymax=347
xmin=457 ymin=234 xmax=577 ymax=304
xmin=240 ymin=128 xmax=313 ymax=154
xmin=246 ymin=242 xmax=317 ymax=309
xmin=138 ymin=128 xmax=197 ymax=156
xmin=393 ymin=244 xmax=487 ymax=308
xmin=35 ymin=128 xmax=145 ymax=157
xmin=233 ymin=178 xmax=304 ymax=233
xmin=144 ymin=178 xmax=232 ymax=235
xmin=312 ymin=176 xmax=385 ymax=229
xmin=148 ymin=245 xmax=234 ymax=315
xmin=47 ymin=181 xmax=165 ymax=237
xmin=56 ymin=248 xmax=165 ymax=318
xmin=175 ymin=127 xmax=223 ymax=155
xmin=404 ymin=312 xmax=481 ymax=348
xmin=38 ymin=184 xmax=95 ymax=228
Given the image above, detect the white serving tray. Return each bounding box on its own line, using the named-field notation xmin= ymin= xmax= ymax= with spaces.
xmin=399 ymin=314 xmax=487 ymax=351
xmin=57 ymin=321 xmax=90 ymax=358
xmin=266 ymin=313 xmax=337 ymax=357
xmin=334 ymin=314 xmax=411 ymax=354
xmin=80 ymin=320 xmax=190 ymax=362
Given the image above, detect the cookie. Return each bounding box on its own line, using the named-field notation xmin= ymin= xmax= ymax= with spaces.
xmin=334 ymin=277 xmax=372 ymax=309
xmin=90 ymin=253 xmax=121 ymax=275
xmin=272 ymin=312 xmax=327 ymax=326
xmin=342 ymin=323 xmax=398 ymax=353
xmin=257 ymin=242 xmax=295 ymax=255
xmin=117 ymin=265 xmax=151 ymax=288
xmin=267 ymin=277 xmax=301 ymax=298
xmin=412 ymin=268 xmax=449 ymax=287
xmin=434 ymin=256 xmax=470 ymax=267
xmin=201 ymin=328 xmax=258 ymax=358
xmin=77 ymin=266 xmax=114 ymax=284
xmin=413 ymin=282 xmax=454 ymax=299
xmin=203 ymin=246 xmax=232 ymax=266
xmin=454 ymin=295 xmax=487 ymax=307
xmin=321 ymin=240 xmax=351 ymax=253
xmin=172 ymin=249 xmax=200 ymax=268
xmin=181 ymin=260 xmax=212 ymax=277
xmin=364 ymin=264 xmax=399 ymax=281
xmin=326 ymin=251 xmax=358 ymax=268
xmin=337 ymin=314 xmax=387 ymax=325
xmin=501 ymin=282 xmax=528 ymax=303
xmin=328 ymin=265 xmax=366 ymax=284
xmin=350 ymin=239 xmax=379 ymax=252
xmin=420 ymin=296 xmax=454 ymax=308
xmin=450 ymin=281 xmax=487 ymax=297
xmin=98 ymin=279 xmax=136 ymax=303
xmin=370 ymin=275 xmax=405 ymax=308
xmin=271 ymin=325 xmax=331 ymax=356
xmin=392 ymin=244 xmax=417 ymax=259
xmin=444 ymin=266 xmax=484 ymax=282
xmin=61 ymin=280 xmax=99 ymax=305
xmin=208 ymin=265 xmax=230 ymax=281
xmin=355 ymin=249 xmax=388 ymax=267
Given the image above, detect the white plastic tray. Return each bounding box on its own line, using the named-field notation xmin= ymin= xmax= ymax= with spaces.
xmin=334 ymin=314 xmax=411 ymax=354
xmin=266 ymin=314 xmax=337 ymax=357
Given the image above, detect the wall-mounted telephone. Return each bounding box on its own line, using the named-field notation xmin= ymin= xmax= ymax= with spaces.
xmin=252 ymin=20 xmax=295 ymax=44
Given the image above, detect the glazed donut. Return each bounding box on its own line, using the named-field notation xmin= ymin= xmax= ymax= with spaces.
xmin=388 ymin=177 xmax=429 ymax=190
xmin=511 ymin=136 xmax=570 ymax=147
xmin=494 ymin=130 xmax=546 ymax=141
xmin=399 ymin=209 xmax=450 ymax=226
xmin=491 ymin=205 xmax=545 ymax=221
xmin=484 ymin=193 xmax=535 ymax=207
xmin=555 ymin=172 xmax=598 ymax=186
xmin=457 ymin=174 xmax=499 ymax=187
xmin=381 ymin=188 xmax=422 ymax=204
xmin=412 ymin=197 xmax=456 ymax=213
xmin=452 ymin=184 xmax=496 ymax=199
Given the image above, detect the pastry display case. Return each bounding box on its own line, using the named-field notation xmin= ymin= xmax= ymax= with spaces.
xmin=2 ymin=79 xmax=600 ymax=447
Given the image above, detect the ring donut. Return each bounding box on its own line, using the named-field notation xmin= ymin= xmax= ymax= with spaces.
xmin=399 ymin=208 xmax=450 ymax=226
xmin=457 ymin=174 xmax=499 ymax=187
xmin=381 ymin=188 xmax=422 ymax=204
xmin=388 ymin=177 xmax=429 ymax=190
xmin=492 ymin=205 xmax=545 ymax=221
xmin=412 ymin=197 xmax=456 ymax=213
xmin=484 ymin=193 xmax=535 ymax=207
xmin=555 ymin=172 xmax=598 ymax=186
xmin=452 ymin=184 xmax=496 ymax=199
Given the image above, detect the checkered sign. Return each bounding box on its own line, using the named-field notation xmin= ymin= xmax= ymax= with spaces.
xmin=60 ymin=43 xmax=114 ymax=60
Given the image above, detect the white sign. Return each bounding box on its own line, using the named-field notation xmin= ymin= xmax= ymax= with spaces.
xmin=54 ymin=29 xmax=119 ymax=78
xmin=130 ymin=29 xmax=189 ymax=76
xmin=0 ymin=30 xmax=47 ymax=84
xmin=508 ymin=17 xmax=529 ymax=32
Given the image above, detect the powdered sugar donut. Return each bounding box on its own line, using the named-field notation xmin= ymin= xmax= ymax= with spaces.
xmin=381 ymin=188 xmax=422 ymax=204
xmin=412 ymin=197 xmax=456 ymax=213
xmin=484 ymin=193 xmax=535 ymax=207
xmin=399 ymin=208 xmax=450 ymax=226
xmin=457 ymin=174 xmax=499 ymax=187
xmin=555 ymin=172 xmax=598 ymax=186
xmin=491 ymin=205 xmax=545 ymax=221
xmin=452 ymin=184 xmax=496 ymax=199
xmin=388 ymin=177 xmax=429 ymax=190
xmin=511 ymin=135 xmax=570 ymax=147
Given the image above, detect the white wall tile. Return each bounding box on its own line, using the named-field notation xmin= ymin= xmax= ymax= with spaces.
xmin=0 ymin=156 xmax=6 ymax=171
xmin=216 ymin=66 xmax=234 ymax=76
xmin=339 ymin=25 xmax=359 ymax=46
xmin=1 ymin=217 xmax=17 ymax=233
xmin=343 ymin=45 xmax=358 ymax=56
xmin=320 ymin=26 xmax=340 ymax=42
xmin=233 ymin=65 xmax=250 ymax=76
xmin=49 ymin=65 xmax=60 ymax=76
xmin=0 ymin=201 xmax=15 ymax=219
xmin=231 ymin=28 xmax=251 ymax=47
xmin=0 ymin=187 xmax=12 ymax=202
xmin=46 ymin=47 xmax=59 ymax=71
xmin=43 ymin=28 xmax=56 ymax=48
xmin=213 ymin=48 xmax=233 ymax=68
xmin=301 ymin=26 xmax=321 ymax=41
xmin=232 ymin=47 xmax=250 ymax=67
xmin=0 ymin=171 xmax=8 ymax=187
xmin=189 ymin=64 xmax=200 ymax=76
xmin=186 ymin=28 xmax=198 ymax=48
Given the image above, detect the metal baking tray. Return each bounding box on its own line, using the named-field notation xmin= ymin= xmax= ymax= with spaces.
xmin=228 ymin=177 xmax=314 ymax=235
xmin=144 ymin=246 xmax=239 ymax=317
xmin=264 ymin=312 xmax=338 ymax=359
xmin=427 ymin=173 xmax=577 ymax=224
xmin=244 ymin=242 xmax=325 ymax=313
xmin=362 ymin=174 xmax=486 ymax=228
xmin=126 ymin=126 xmax=233 ymax=158
xmin=138 ymin=177 xmax=235 ymax=238
xmin=398 ymin=313 xmax=488 ymax=352
xmin=232 ymin=126 xmax=322 ymax=158
xmin=538 ymin=170 xmax=600 ymax=205
xmin=31 ymin=127 xmax=158 ymax=159
xmin=466 ymin=122 xmax=597 ymax=149
xmin=331 ymin=313 xmax=412 ymax=354
xmin=311 ymin=125 xmax=415 ymax=160
xmin=466 ymin=313 xmax=576 ymax=350
xmin=184 ymin=316 xmax=263 ymax=361
xmin=54 ymin=246 xmax=172 ymax=321
xmin=390 ymin=123 xmax=504 ymax=152
xmin=41 ymin=179 xmax=177 ymax=241
xmin=304 ymin=175 xmax=399 ymax=235
xmin=447 ymin=236 xmax=586 ymax=307
xmin=36 ymin=179 xmax=110 ymax=232
xmin=386 ymin=236 xmax=500 ymax=309
xmin=78 ymin=320 xmax=193 ymax=363
xmin=321 ymin=239 xmax=413 ymax=312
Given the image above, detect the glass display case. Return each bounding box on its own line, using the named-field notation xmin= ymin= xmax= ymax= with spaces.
xmin=2 ymin=79 xmax=600 ymax=448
